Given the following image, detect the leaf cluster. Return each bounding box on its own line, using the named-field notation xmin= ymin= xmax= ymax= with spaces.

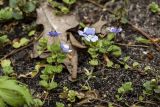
xmin=48 ymin=0 xmax=77 ymax=15
xmin=88 ymin=33 xmax=121 ymax=66
xmin=0 ymin=0 xmax=37 ymax=21
xmin=9 ymin=0 xmax=37 ymax=20
xmin=116 ymin=82 xmax=133 ymax=101
xmin=1 ymin=59 xmax=13 ymax=75
xmin=149 ymin=2 xmax=160 ymax=13
xmin=0 ymin=76 xmax=33 ymax=107
xmin=38 ymin=42 xmax=67 ymax=90
xmin=0 ymin=35 xmax=10 ymax=46
xmin=59 ymin=87 xmax=78 ymax=102
xmin=143 ymin=79 xmax=160 ymax=97
xmin=0 ymin=7 xmax=13 ymax=21
xmin=12 ymin=37 xmax=29 ymax=48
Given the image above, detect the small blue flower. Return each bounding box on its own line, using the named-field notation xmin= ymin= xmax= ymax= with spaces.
xmin=60 ymin=42 xmax=72 ymax=53
xmin=107 ymin=27 xmax=122 ymax=33
xmin=84 ymin=35 xmax=99 ymax=42
xmin=48 ymin=31 xmax=61 ymax=37
xmin=78 ymin=27 xmax=98 ymax=42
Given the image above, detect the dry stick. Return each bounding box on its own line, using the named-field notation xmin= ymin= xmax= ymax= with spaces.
xmin=0 ymin=32 xmax=43 ymax=61
xmin=86 ymin=0 xmax=160 ymax=52
xmin=134 ymin=100 xmax=158 ymax=106
xmin=128 ymin=22 xmax=160 ymax=52
xmin=115 ymin=43 xmax=149 ymax=48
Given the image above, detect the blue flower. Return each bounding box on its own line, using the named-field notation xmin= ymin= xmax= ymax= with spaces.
xmin=78 ymin=27 xmax=98 ymax=42
xmin=60 ymin=42 xmax=72 ymax=53
xmin=48 ymin=31 xmax=61 ymax=37
xmin=107 ymin=27 xmax=122 ymax=33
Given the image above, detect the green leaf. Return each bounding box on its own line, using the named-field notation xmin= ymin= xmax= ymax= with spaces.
xmin=60 ymin=6 xmax=70 ymax=14
xmin=120 ymin=17 xmax=128 ymax=24
xmin=1 ymin=59 xmax=13 ymax=75
xmin=67 ymin=90 xmax=77 ymax=102
xmin=115 ymin=95 xmax=122 ymax=101
xmin=118 ymin=87 xmax=125 ymax=94
xmin=149 ymin=2 xmax=160 ymax=13
xmin=98 ymin=47 xmax=106 ymax=53
xmin=43 ymin=65 xmax=54 ymax=74
xmin=33 ymin=99 xmax=44 ymax=107
xmin=2 ymin=66 xmax=14 ymax=75
xmin=0 ymin=98 xmax=6 ymax=107
xmin=48 ymin=81 xmax=58 ymax=90
xmin=63 ymin=0 xmax=76 ymax=5
xmin=47 ymin=56 xmax=54 ymax=64
xmin=138 ymin=96 xmax=144 ymax=101
xmin=39 ymin=80 xmax=49 ymax=88
xmin=12 ymin=41 xmax=21 ymax=48
xmin=56 ymin=102 xmax=64 ymax=107
xmin=136 ymin=37 xmax=150 ymax=44
xmin=1 ymin=59 xmax=11 ymax=67
xmin=107 ymin=45 xmax=122 ymax=57
xmin=57 ymin=53 xmax=66 ymax=63
xmin=28 ymin=30 xmax=36 ymax=36
xmin=107 ymin=33 xmax=115 ymax=41
xmin=132 ymin=62 xmax=140 ymax=68
xmin=47 ymin=43 xmax=61 ymax=52
xmin=40 ymin=75 xmax=49 ymax=81
xmin=12 ymin=8 xmax=23 ymax=20
xmin=0 ymin=35 xmax=10 ymax=44
xmin=88 ymin=48 xmax=98 ymax=58
xmin=9 ymin=0 xmax=18 ymax=7
xmin=89 ymin=59 xmax=99 ymax=66
xmin=20 ymin=38 xmax=29 ymax=46
xmin=12 ymin=38 xmax=29 ymax=48
xmin=0 ymin=7 xmax=13 ymax=21
xmin=144 ymin=66 xmax=151 ymax=72
xmin=0 ymin=76 xmax=33 ymax=106
xmin=118 ymin=82 xmax=133 ymax=94
xmin=106 ymin=60 xmax=113 ymax=67
xmin=55 ymin=65 xmax=63 ymax=73
xmin=102 ymin=40 xmax=112 ymax=47
xmin=123 ymin=56 xmax=130 ymax=62
xmin=112 ymin=50 xmax=122 ymax=57
xmin=124 ymin=64 xmax=130 ymax=70
xmin=23 ymin=1 xmax=36 ymax=13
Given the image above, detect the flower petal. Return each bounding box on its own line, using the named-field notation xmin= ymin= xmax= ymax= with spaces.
xmin=107 ymin=27 xmax=122 ymax=33
xmin=78 ymin=30 xmax=87 ymax=37
xmin=84 ymin=27 xmax=95 ymax=35
xmin=84 ymin=35 xmax=94 ymax=42
xmin=48 ymin=31 xmax=61 ymax=37
xmin=60 ymin=43 xmax=72 ymax=53
xmin=91 ymin=35 xmax=98 ymax=42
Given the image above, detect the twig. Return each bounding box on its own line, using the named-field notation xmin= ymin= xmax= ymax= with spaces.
xmin=128 ymin=22 xmax=160 ymax=52
xmin=115 ymin=43 xmax=149 ymax=48
xmin=0 ymin=32 xmax=43 ymax=61
xmin=86 ymin=0 xmax=104 ymax=9
xmin=133 ymin=100 xmax=158 ymax=106
xmin=97 ymin=99 xmax=123 ymax=107
xmin=85 ymin=0 xmax=160 ymax=52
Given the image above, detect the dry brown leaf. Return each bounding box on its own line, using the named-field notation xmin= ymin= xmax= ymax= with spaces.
xmin=35 ymin=2 xmax=79 ymax=44
xmin=32 ymin=1 xmax=79 ymax=79
xmin=92 ymin=16 xmax=106 ymax=33
xmin=69 ymin=33 xmax=86 ymax=48
xmin=77 ymin=90 xmax=99 ymax=105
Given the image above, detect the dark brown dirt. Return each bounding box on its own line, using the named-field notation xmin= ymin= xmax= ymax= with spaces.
xmin=0 ymin=0 xmax=160 ymax=107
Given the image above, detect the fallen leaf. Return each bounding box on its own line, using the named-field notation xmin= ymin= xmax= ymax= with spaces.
xmin=92 ymin=16 xmax=106 ymax=33
xmin=69 ymin=33 xmax=86 ymax=48
xmin=36 ymin=2 xmax=79 ymax=41
xmin=77 ymin=90 xmax=99 ymax=105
